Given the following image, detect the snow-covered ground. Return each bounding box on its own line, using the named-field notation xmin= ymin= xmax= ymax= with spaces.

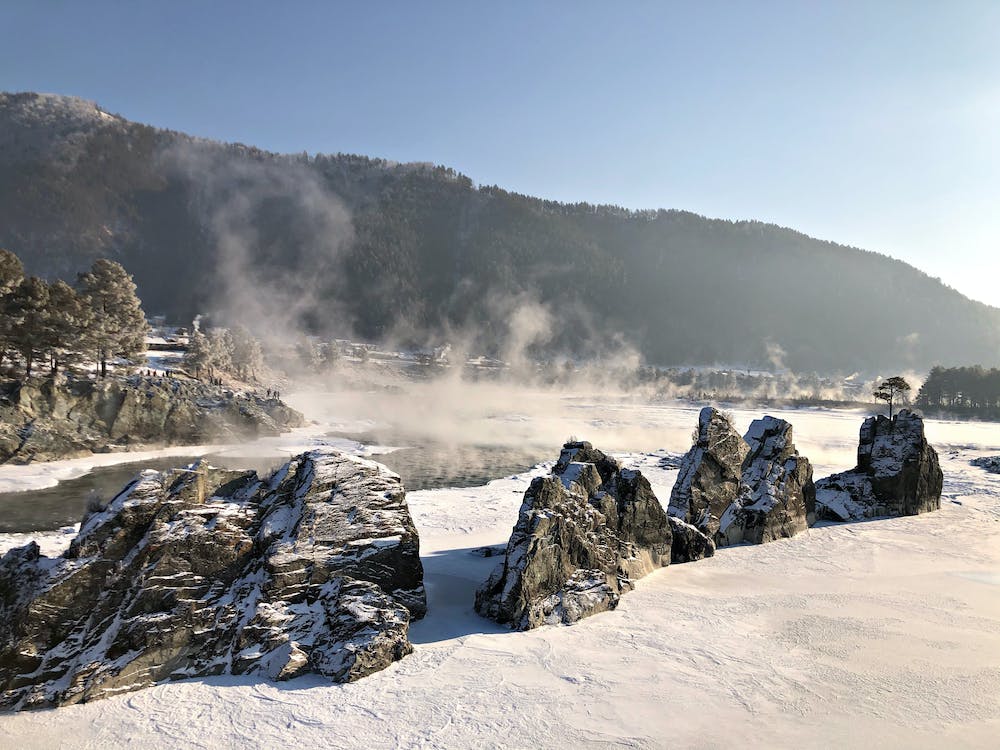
xmin=1 ymin=396 xmax=999 ymax=749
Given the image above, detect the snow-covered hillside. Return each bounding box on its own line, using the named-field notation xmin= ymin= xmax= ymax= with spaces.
xmin=1 ymin=399 xmax=998 ymax=748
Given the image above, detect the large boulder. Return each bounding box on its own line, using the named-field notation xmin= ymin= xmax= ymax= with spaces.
xmin=815 ymin=410 xmax=942 ymax=521
xmin=476 ymin=442 xmax=712 ymax=630
xmin=0 ymin=448 xmax=425 ymax=710
xmin=717 ymin=417 xmax=816 ymax=546
xmin=668 ymin=407 xmax=749 ymax=537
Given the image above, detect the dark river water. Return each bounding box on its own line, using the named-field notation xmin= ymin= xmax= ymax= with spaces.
xmin=0 ymin=432 xmax=548 ymax=533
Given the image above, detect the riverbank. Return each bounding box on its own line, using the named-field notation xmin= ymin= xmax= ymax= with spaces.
xmin=0 ymin=373 xmax=305 ymax=464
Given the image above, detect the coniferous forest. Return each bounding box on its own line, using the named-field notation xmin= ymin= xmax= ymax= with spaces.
xmin=2 ymin=92 xmax=1000 ymax=372
xmin=915 ymin=366 xmax=1000 ymax=419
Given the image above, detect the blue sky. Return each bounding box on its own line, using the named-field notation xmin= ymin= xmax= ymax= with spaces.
xmin=3 ymin=1 xmax=999 ymax=306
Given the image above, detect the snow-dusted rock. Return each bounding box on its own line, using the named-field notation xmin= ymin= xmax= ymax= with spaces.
xmin=970 ymin=456 xmax=1000 ymax=474
xmin=668 ymin=407 xmax=749 ymax=537
xmin=668 ymin=516 xmax=717 ymax=563
xmin=0 ymin=448 xmax=425 ymax=710
xmin=553 ymin=440 xmax=621 ymax=485
xmin=816 ymin=410 xmax=942 ymax=521
xmin=476 ymin=441 xmax=710 ymax=630
xmin=717 ymin=417 xmax=815 ymax=546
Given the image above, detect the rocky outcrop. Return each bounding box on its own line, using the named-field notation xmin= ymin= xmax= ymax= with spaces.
xmin=669 ymin=411 xmax=815 ymax=547
xmin=0 ymin=373 xmax=304 ymax=463
xmin=0 ymin=448 xmax=425 ymax=709
xmin=815 ymin=410 xmax=942 ymax=521
xmin=475 ymin=442 xmax=712 ymax=630
xmin=717 ymin=417 xmax=816 ymax=546
xmin=668 ymin=407 xmax=749 ymax=537
xmin=971 ymin=456 xmax=1000 ymax=474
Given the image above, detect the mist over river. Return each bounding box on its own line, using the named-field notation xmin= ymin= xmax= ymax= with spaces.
xmin=2 ymin=382 xmax=999 ymax=538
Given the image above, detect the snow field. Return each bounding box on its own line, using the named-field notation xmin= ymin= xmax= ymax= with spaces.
xmin=1 ymin=400 xmax=999 ymax=748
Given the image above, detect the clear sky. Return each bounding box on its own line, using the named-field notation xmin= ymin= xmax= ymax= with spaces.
xmin=2 ymin=1 xmax=999 ymax=306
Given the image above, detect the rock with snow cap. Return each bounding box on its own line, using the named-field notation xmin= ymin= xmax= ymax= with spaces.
xmin=668 ymin=407 xmax=749 ymax=537
xmin=815 ymin=410 xmax=942 ymax=521
xmin=553 ymin=440 xmax=621 ymax=485
xmin=716 ymin=416 xmax=815 ymax=546
xmin=476 ymin=441 xmax=677 ymax=630
xmin=0 ymin=448 xmax=425 ymax=710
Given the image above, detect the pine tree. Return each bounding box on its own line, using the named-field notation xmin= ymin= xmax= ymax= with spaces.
xmin=0 ymin=249 xmax=25 ymax=369
xmin=207 ymin=329 xmax=233 ymax=377
xmin=42 ymin=281 xmax=90 ymax=373
xmin=77 ymin=259 xmax=148 ymax=377
xmin=296 ymin=338 xmax=321 ymax=372
xmin=0 ymin=249 xmax=23 ymax=296
xmin=229 ymin=326 xmax=263 ymax=381
xmin=184 ymin=329 xmax=213 ymax=379
xmin=4 ymin=277 xmax=50 ymax=378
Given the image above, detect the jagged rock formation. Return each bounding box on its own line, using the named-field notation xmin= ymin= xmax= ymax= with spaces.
xmin=0 ymin=448 xmax=425 ymax=709
xmin=0 ymin=374 xmax=304 ymax=463
xmin=475 ymin=442 xmax=712 ymax=630
xmin=970 ymin=456 xmax=1000 ymax=474
xmin=815 ymin=410 xmax=942 ymax=521
xmin=668 ymin=407 xmax=749 ymax=537
xmin=717 ymin=417 xmax=816 ymax=546
xmin=670 ymin=411 xmax=815 ymax=547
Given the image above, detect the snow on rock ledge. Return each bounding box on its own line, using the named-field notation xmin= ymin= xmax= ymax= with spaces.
xmin=815 ymin=410 xmax=942 ymax=521
xmin=0 ymin=448 xmax=425 ymax=710
xmin=475 ymin=441 xmax=713 ymax=630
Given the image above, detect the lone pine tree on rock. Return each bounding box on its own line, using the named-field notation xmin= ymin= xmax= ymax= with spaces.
xmin=874 ymin=376 xmax=911 ymax=419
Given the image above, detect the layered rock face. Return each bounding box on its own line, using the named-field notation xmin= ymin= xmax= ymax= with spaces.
xmin=815 ymin=410 xmax=942 ymax=521
xmin=717 ymin=417 xmax=816 ymax=545
xmin=0 ymin=448 xmax=425 ymax=709
xmin=668 ymin=407 xmax=749 ymax=537
xmin=0 ymin=374 xmax=304 ymax=463
xmin=475 ymin=442 xmax=712 ymax=630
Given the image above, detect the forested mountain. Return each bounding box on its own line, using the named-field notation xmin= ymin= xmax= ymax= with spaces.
xmin=2 ymin=91 xmax=998 ymax=372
